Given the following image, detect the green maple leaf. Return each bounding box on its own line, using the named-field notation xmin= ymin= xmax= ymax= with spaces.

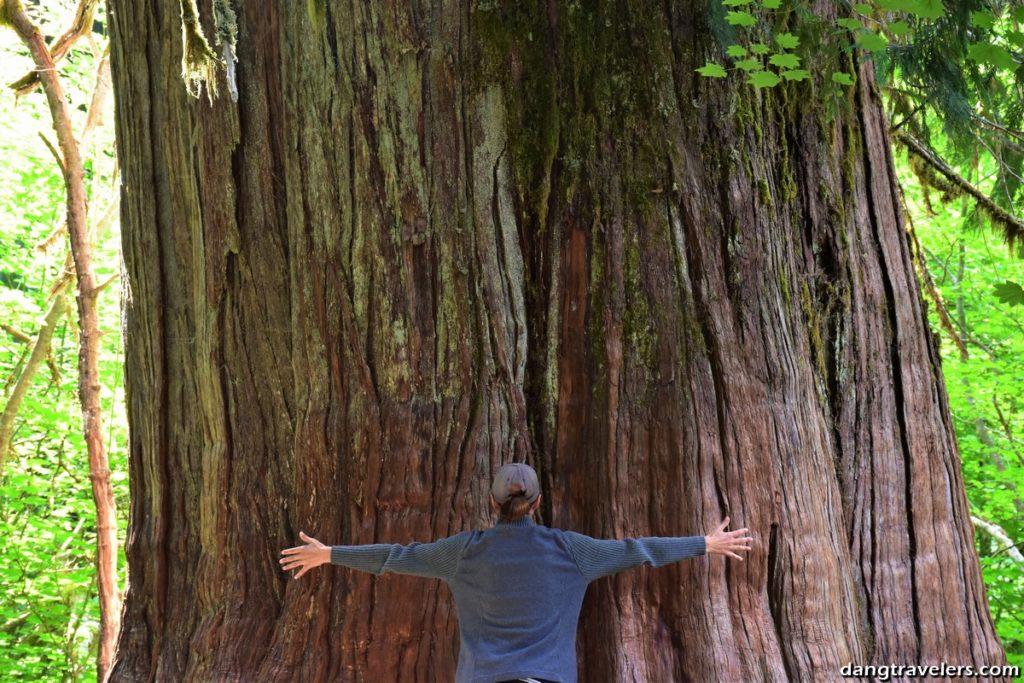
xmin=877 ymin=0 xmax=944 ymax=19
xmin=726 ymin=44 xmax=747 ymax=57
xmin=967 ymin=42 xmax=1017 ymax=71
xmin=857 ymin=31 xmax=889 ymax=52
xmin=970 ymin=10 xmax=996 ymax=29
xmin=831 ymin=71 xmax=855 ymax=85
xmin=775 ymin=32 xmax=800 ymax=49
xmin=993 ymin=281 xmax=1024 ymax=306
xmin=888 ymin=20 xmax=910 ymax=37
xmin=769 ymin=53 xmax=801 ymax=68
xmin=726 ymin=10 xmax=758 ymax=26
xmin=781 ymin=69 xmax=811 ymax=81
xmin=696 ymin=62 xmax=728 ymax=78
xmin=748 ymin=71 xmax=782 ymax=88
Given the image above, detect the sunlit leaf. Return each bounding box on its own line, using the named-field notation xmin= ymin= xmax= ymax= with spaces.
xmin=735 ymin=58 xmax=764 ymax=71
xmin=836 ymin=18 xmax=863 ymax=30
xmin=781 ymin=69 xmax=811 ymax=81
xmin=726 ymin=44 xmax=747 ymax=57
xmin=750 ymin=43 xmax=771 ymax=54
xmin=831 ymin=71 xmax=855 ymax=85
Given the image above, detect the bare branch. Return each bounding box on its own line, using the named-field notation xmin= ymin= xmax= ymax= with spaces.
xmin=0 ymin=292 xmax=69 ymax=470
xmin=37 ymin=131 xmax=64 ymax=176
xmin=1 ymin=325 xmax=32 ymax=344
xmin=2 ymin=322 xmax=62 ymax=384
xmin=8 ymin=0 xmax=100 ymax=96
xmin=972 ymin=515 xmax=1024 ymax=564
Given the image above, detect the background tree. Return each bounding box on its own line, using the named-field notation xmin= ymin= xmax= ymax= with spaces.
xmin=93 ymin=0 xmax=1009 ymax=680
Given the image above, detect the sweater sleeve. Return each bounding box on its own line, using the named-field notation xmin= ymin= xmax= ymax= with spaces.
xmin=562 ymin=531 xmax=706 ymax=581
xmin=329 ymin=532 xmax=470 ymax=580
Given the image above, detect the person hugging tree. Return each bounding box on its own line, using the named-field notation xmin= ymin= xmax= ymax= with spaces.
xmin=280 ymin=462 xmax=753 ymax=683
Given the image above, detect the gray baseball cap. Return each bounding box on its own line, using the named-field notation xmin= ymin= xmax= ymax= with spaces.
xmin=490 ymin=463 xmax=540 ymax=504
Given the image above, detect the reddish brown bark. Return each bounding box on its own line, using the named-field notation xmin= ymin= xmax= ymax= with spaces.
xmin=108 ymin=1 xmax=1007 ymax=681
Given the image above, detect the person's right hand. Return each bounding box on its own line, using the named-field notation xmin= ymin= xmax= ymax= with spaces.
xmin=705 ymin=517 xmax=753 ymax=560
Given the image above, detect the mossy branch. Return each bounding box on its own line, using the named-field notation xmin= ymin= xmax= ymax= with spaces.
xmin=894 ymin=129 xmax=1024 ymax=252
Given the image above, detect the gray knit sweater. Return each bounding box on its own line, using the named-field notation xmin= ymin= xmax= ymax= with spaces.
xmin=329 ymin=517 xmax=706 ymax=683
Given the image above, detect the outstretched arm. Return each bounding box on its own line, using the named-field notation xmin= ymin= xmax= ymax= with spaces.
xmin=563 ymin=532 xmax=706 ymax=581
xmin=563 ymin=517 xmax=753 ymax=581
xmin=279 ymin=530 xmax=470 ymax=580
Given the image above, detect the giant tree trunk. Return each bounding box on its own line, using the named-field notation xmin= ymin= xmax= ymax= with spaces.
xmin=108 ymin=1 xmax=1007 ymax=681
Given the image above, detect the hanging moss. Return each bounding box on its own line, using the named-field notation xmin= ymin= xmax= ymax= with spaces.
xmin=178 ymin=0 xmax=240 ymax=101
xmin=179 ymin=0 xmax=219 ymax=99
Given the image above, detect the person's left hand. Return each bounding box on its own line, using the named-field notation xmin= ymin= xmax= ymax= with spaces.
xmin=279 ymin=531 xmax=330 ymax=579
xmin=704 ymin=517 xmax=754 ymax=560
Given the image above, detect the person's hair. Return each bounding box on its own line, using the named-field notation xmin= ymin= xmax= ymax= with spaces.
xmin=498 ymin=484 xmax=535 ymax=522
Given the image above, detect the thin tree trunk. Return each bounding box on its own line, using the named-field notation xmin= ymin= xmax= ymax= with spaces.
xmin=4 ymin=2 xmax=121 ymax=679
xmin=108 ymin=1 xmax=1007 ymax=681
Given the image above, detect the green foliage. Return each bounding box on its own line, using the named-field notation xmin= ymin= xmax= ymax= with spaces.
xmin=0 ymin=3 xmax=126 ymax=680
xmin=897 ymin=142 xmax=1024 ymax=670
